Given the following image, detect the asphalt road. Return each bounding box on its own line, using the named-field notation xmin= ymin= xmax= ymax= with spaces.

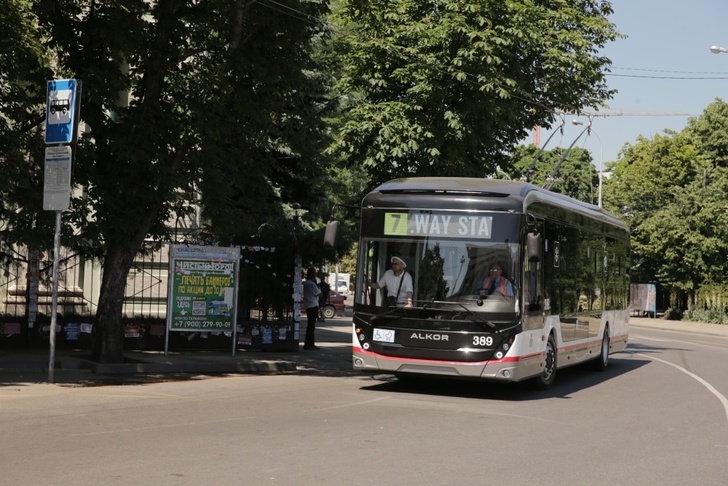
xmin=2 ymin=320 xmax=728 ymax=485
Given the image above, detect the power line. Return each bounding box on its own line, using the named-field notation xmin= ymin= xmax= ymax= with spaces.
xmin=606 ymin=66 xmax=728 ymax=80
xmin=607 ymin=73 xmax=728 ymax=80
xmin=611 ymin=66 xmax=728 ymax=75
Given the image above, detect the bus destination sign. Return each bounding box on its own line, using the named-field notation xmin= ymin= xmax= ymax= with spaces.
xmin=383 ymin=212 xmax=493 ymax=239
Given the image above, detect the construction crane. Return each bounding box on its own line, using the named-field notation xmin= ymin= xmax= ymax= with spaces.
xmin=533 ymin=110 xmax=691 ymax=146
xmin=559 ymin=110 xmax=691 ymax=118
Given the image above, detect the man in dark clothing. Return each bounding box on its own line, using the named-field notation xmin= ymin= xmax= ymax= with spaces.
xmin=318 ymin=274 xmax=331 ymax=321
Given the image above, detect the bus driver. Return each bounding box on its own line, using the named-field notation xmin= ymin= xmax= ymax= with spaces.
xmin=478 ymin=263 xmax=514 ymax=297
xmin=369 ymin=256 xmax=414 ymax=308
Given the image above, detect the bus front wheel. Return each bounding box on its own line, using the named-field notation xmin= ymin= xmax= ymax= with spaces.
xmin=532 ymin=334 xmax=557 ymax=390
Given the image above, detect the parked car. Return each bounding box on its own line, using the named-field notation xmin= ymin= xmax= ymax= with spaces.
xmin=322 ymin=290 xmax=346 ymax=319
xmin=336 ymin=282 xmax=349 ymax=294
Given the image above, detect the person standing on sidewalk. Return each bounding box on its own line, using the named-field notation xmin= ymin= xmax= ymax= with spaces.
xmin=303 ymin=267 xmax=321 ymax=350
xmin=317 ymin=273 xmax=330 ymax=322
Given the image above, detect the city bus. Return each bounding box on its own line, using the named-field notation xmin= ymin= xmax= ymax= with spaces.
xmin=329 ymin=177 xmax=630 ymax=389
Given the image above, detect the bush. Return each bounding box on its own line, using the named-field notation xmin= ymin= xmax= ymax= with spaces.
xmin=683 ymin=308 xmax=728 ymax=325
xmin=663 ymin=308 xmax=683 ymax=320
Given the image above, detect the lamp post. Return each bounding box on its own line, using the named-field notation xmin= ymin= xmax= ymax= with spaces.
xmin=572 ymin=119 xmax=603 ymax=207
xmin=710 ymin=45 xmax=728 ymax=54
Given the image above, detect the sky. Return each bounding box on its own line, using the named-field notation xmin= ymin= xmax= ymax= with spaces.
xmin=533 ymin=0 xmax=728 ymax=168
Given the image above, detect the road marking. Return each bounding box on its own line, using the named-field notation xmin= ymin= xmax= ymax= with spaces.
xmin=636 ymin=352 xmax=728 ymax=426
xmin=300 ymin=396 xmax=389 ymax=412
xmin=70 ymin=416 xmax=254 ymax=436
xmin=631 ymin=334 xmax=728 ymax=351
xmin=630 ymin=334 xmax=669 ymax=342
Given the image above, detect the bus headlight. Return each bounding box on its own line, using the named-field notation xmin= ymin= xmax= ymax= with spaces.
xmin=500 ymin=336 xmax=514 ymax=354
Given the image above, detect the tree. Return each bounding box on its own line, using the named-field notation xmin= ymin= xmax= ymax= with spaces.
xmin=606 ymin=131 xmax=701 ymax=286
xmin=509 ymin=144 xmax=599 ymax=203
xmin=0 ymin=0 xmax=55 ymax=264
xmin=418 ymin=244 xmax=448 ymax=301
xmin=605 ymin=99 xmax=728 ymax=311
xmin=328 ymin=0 xmax=620 ymax=186
xmin=0 ymin=0 xmax=333 ymax=363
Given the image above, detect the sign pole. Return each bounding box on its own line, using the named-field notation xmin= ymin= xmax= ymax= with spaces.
xmin=48 ymin=210 xmax=62 ymax=383
xmin=44 ymin=78 xmax=80 ymax=383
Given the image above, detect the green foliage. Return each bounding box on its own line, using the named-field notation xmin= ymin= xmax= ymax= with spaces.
xmin=606 ymin=99 xmax=728 ymax=317
xmin=509 ymin=144 xmax=599 ymax=203
xmin=418 ymin=244 xmax=448 ymax=301
xmin=329 ymin=0 xmax=620 ymax=187
xmin=663 ymin=308 xmax=683 ymax=321
xmin=0 ymin=0 xmax=55 ymax=262
xmin=0 ymin=0 xmax=336 ymax=362
xmin=683 ymin=308 xmax=728 ymax=325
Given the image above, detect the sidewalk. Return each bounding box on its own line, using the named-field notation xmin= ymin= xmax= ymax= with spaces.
xmin=630 ymin=316 xmax=728 ymax=337
xmin=2 ymin=315 xmax=726 ymax=386
xmin=0 ymin=318 xmax=354 ymax=386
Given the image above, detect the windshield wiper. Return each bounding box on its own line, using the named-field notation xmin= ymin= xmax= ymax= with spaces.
xmin=420 ymin=300 xmax=496 ymax=329
xmin=369 ymin=305 xmax=410 ymax=325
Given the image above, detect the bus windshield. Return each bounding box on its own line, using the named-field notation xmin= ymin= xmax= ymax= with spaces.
xmin=358 ymin=237 xmax=521 ymax=314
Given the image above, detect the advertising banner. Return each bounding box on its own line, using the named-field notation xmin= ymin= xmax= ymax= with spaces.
xmin=167 ymin=245 xmax=240 ymax=333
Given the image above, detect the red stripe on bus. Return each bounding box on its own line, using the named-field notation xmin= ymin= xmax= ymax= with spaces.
xmin=353 ymin=345 xmax=544 ymax=365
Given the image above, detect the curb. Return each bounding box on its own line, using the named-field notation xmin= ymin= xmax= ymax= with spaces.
xmin=91 ymin=359 xmax=297 ymax=374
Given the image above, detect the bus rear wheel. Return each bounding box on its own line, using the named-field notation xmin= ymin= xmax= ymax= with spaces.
xmin=591 ymin=329 xmax=609 ymax=371
xmin=532 ymin=334 xmax=557 ymax=390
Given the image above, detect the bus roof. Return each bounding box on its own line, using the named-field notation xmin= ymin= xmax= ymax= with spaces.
xmin=365 ymin=177 xmax=628 ymax=231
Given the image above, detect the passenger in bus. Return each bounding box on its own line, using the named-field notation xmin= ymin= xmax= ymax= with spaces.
xmin=368 ymin=256 xmax=414 ymax=308
xmin=478 ymin=263 xmax=514 ymax=297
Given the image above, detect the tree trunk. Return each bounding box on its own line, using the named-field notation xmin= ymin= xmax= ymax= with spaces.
xmin=92 ymin=242 xmax=138 ymax=363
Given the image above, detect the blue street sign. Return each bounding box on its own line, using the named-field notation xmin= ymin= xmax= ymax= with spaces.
xmin=45 ymin=79 xmax=81 ymax=145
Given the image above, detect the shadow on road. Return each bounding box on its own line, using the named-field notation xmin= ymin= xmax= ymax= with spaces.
xmin=356 ymin=353 xmax=650 ymax=401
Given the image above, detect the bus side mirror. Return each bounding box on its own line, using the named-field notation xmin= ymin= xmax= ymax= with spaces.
xmin=324 ymin=220 xmax=340 ymax=248
xmin=527 ymin=232 xmax=541 ymax=262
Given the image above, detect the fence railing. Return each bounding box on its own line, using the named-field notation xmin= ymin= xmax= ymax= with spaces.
xmin=0 ymin=242 xmax=297 ymax=324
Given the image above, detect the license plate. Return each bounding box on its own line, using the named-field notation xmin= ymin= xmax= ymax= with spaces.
xmin=373 ymin=328 xmax=395 ymax=343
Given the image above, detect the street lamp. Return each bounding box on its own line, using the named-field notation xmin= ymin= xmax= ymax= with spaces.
xmin=710 ymin=45 xmax=728 ymax=54
xmin=572 ymin=119 xmax=603 ymax=208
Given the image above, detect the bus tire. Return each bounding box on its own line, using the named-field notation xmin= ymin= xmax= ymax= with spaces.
xmin=532 ymin=334 xmax=557 ymax=390
xmin=592 ymin=329 xmax=609 ymax=371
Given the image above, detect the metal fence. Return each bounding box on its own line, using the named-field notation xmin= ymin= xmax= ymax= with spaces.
xmin=0 ymin=242 xmax=169 ymax=320
xmin=0 ymin=242 xmax=298 ymax=349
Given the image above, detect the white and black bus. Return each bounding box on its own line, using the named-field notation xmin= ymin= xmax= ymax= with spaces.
xmin=332 ymin=177 xmax=630 ymax=389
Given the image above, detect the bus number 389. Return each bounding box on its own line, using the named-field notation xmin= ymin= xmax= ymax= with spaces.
xmin=473 ymin=336 xmax=493 ymax=346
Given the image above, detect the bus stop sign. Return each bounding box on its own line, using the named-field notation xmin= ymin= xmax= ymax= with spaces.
xmin=43 ymin=145 xmax=72 ymax=211
xmin=45 ymin=79 xmax=81 ymax=145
